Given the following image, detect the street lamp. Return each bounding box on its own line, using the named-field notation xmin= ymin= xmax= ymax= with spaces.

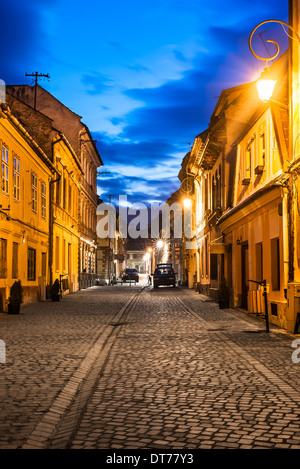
xmin=183 ymin=198 xmax=192 ymax=208
xmin=256 ymin=68 xmax=277 ymax=102
xmin=156 ymin=239 xmax=164 ymax=249
xmin=249 ymin=19 xmax=300 ymax=102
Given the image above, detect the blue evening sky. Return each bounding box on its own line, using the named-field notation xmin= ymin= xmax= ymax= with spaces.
xmin=1 ymin=0 xmax=288 ymax=206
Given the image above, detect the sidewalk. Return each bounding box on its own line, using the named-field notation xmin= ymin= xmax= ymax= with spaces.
xmin=193 ymin=289 xmax=296 ymax=338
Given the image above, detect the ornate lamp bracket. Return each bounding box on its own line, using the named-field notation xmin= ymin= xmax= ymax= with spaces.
xmin=249 ymin=19 xmax=300 ymax=68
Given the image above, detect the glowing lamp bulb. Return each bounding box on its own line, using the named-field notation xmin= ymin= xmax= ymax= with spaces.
xmin=157 ymin=240 xmax=164 ymax=249
xmin=256 ymin=78 xmax=277 ymax=102
xmin=183 ymin=198 xmax=192 ymax=208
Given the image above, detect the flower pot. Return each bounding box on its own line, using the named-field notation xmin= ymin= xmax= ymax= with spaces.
xmin=8 ymin=303 xmax=20 ymax=314
xmin=51 ymin=294 xmax=60 ymax=302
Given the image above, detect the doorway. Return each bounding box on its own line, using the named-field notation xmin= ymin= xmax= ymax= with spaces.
xmin=241 ymin=242 xmax=249 ymax=310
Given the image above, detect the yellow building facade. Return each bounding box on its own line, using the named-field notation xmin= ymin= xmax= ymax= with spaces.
xmin=218 ymin=54 xmax=289 ymax=328
xmin=50 ymin=134 xmax=82 ymax=294
xmin=285 ymin=0 xmax=300 ymax=332
xmin=7 ymin=85 xmax=103 ymax=290
xmin=2 ymin=90 xmax=83 ymax=305
xmin=0 ymin=103 xmax=55 ymax=309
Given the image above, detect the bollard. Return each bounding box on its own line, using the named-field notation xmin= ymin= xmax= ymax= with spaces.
xmin=249 ymin=279 xmax=269 ymax=333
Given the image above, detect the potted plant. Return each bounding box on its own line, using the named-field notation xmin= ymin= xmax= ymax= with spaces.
xmin=8 ymin=280 xmax=23 ymax=314
xmin=50 ymin=279 xmax=60 ymax=301
xmin=217 ymin=277 xmax=231 ymax=309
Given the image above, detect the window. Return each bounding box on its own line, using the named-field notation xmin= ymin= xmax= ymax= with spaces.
xmin=68 ymin=183 xmax=72 ymax=212
xmin=12 ymin=242 xmax=18 ymax=279
xmin=204 ymin=176 xmax=209 ymax=212
xmin=271 ymin=238 xmax=280 ymax=291
xmin=2 ymin=145 xmax=9 ymax=194
xmin=27 ymin=247 xmax=36 ymax=281
xmin=41 ymin=182 xmax=46 ymax=218
xmin=56 ymin=179 xmax=60 ymax=205
xmin=42 ymin=252 xmax=47 ymax=277
xmin=212 ymin=174 xmax=216 ymax=211
xmin=31 ymin=173 xmax=38 ymax=212
xmin=242 ymin=140 xmax=253 ymax=185
xmin=255 ymin=129 xmax=266 ymax=175
xmin=271 ymin=303 xmax=278 ymax=316
xmin=63 ymin=238 xmax=66 ymax=271
xmin=258 ymin=133 xmax=266 ymax=166
xmin=0 ymin=238 xmax=7 ymax=278
xmin=217 ymin=164 xmax=221 ymax=208
xmin=63 ymin=176 xmax=67 ymax=209
xmin=245 ymin=145 xmax=251 ymax=176
xmin=55 ymin=236 xmax=60 ymax=271
xmin=13 ymin=156 xmax=20 ymax=200
xmin=205 ymin=237 xmax=208 ymax=276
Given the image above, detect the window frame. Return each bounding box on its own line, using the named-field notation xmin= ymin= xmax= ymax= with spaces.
xmin=31 ymin=172 xmax=38 ymax=213
xmin=12 ymin=242 xmax=19 ymax=279
xmin=27 ymin=247 xmax=36 ymax=281
xmin=0 ymin=238 xmax=7 ymax=278
xmin=13 ymin=155 xmax=20 ymax=201
xmin=2 ymin=145 xmax=9 ymax=194
xmin=41 ymin=181 xmax=46 ymax=218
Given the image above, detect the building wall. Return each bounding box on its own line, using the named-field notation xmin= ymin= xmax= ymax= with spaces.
xmin=6 ymin=85 xmax=102 ymax=290
xmin=219 ymin=99 xmax=289 ymax=328
xmin=51 ymin=138 xmax=81 ymax=294
xmin=126 ymin=251 xmax=146 ymax=273
xmin=0 ymin=110 xmax=53 ymax=309
xmin=222 ymin=189 xmax=287 ymax=328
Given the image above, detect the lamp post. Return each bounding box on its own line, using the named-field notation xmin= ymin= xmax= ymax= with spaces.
xmin=249 ymin=19 xmax=300 ymax=102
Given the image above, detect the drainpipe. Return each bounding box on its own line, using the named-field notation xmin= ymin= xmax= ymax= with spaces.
xmin=49 ymin=137 xmax=63 ymax=287
xmin=282 ymin=188 xmax=290 ymax=288
xmin=288 ymin=176 xmax=295 ymax=283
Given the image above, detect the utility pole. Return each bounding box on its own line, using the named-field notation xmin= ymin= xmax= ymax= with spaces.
xmin=25 ymin=72 xmax=50 ymax=109
xmin=107 ymin=194 xmax=115 ymax=204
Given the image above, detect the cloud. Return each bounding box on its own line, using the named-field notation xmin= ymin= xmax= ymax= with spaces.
xmin=1 ymin=0 xmax=288 ymax=210
xmin=96 ymin=150 xmax=181 ymax=207
xmin=94 ymin=133 xmax=182 ymax=167
xmin=81 ymin=71 xmax=114 ymax=95
xmin=125 ymin=63 xmax=151 ymax=73
xmin=173 ymin=49 xmax=189 ymax=63
xmin=0 ymin=1 xmax=51 ymax=84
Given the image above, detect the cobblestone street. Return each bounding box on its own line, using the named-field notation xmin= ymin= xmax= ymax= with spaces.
xmin=1 ymin=280 xmax=300 ymax=450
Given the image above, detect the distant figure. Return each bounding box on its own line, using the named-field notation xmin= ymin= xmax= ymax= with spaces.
xmin=148 ymin=274 xmax=152 ymax=285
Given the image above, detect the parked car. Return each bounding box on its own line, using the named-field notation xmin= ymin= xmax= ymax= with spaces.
xmin=153 ymin=263 xmax=176 ymax=288
xmin=122 ymin=268 xmax=139 ymax=283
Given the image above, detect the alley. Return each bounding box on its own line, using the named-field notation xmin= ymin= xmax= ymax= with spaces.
xmin=1 ymin=282 xmax=300 ymax=449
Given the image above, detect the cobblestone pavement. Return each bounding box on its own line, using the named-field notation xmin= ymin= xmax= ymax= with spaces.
xmin=1 ymin=282 xmax=300 ymax=449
